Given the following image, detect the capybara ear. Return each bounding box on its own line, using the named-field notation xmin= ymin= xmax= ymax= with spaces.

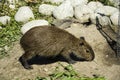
xmin=80 ymin=36 xmax=85 ymax=40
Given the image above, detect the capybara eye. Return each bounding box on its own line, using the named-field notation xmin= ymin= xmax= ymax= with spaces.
xmin=80 ymin=42 xmax=84 ymax=46
xmin=86 ymin=50 xmax=89 ymax=53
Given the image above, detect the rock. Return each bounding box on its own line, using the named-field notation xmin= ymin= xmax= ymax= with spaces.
xmin=9 ymin=5 xmax=15 ymax=9
xmin=21 ymin=20 xmax=49 ymax=34
xmin=52 ymin=18 xmax=81 ymax=29
xmin=110 ymin=12 xmax=119 ymax=32
xmin=87 ymin=1 xmax=103 ymax=12
xmin=90 ymin=13 xmax=100 ymax=24
xmin=4 ymin=46 xmax=9 ymax=51
xmin=15 ymin=6 xmax=34 ymax=23
xmin=110 ymin=11 xmax=119 ymax=26
xmin=8 ymin=0 xmax=18 ymax=9
xmin=44 ymin=0 xmax=65 ymax=4
xmin=70 ymin=0 xmax=88 ymax=7
xmin=95 ymin=6 xmax=119 ymax=16
xmin=53 ymin=0 xmax=73 ymax=20
xmin=109 ymin=0 xmax=119 ymax=8
xmin=0 ymin=16 xmax=11 ymax=25
xmin=90 ymin=13 xmax=111 ymax=26
xmin=75 ymin=5 xmax=93 ymax=23
xmin=39 ymin=4 xmax=57 ymax=15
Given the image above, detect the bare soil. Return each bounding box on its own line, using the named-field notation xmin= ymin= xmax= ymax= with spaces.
xmin=0 ymin=24 xmax=120 ymax=80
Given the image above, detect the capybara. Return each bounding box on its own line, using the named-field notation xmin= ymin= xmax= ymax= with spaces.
xmin=19 ymin=25 xmax=95 ymax=69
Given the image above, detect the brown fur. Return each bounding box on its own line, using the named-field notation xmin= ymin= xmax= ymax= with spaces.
xmin=19 ymin=25 xmax=95 ymax=69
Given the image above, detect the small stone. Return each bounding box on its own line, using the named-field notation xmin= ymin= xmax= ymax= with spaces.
xmin=0 ymin=16 xmax=11 ymax=25
xmin=4 ymin=46 xmax=9 ymax=51
xmin=15 ymin=6 xmax=34 ymax=23
xmin=43 ymin=68 xmax=48 ymax=72
xmin=9 ymin=5 xmax=15 ymax=9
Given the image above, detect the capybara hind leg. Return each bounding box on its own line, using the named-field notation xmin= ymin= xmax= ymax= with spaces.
xmin=62 ymin=53 xmax=76 ymax=64
xmin=19 ymin=51 xmax=35 ymax=69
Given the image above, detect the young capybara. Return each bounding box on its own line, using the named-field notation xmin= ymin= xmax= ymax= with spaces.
xmin=19 ymin=25 xmax=95 ymax=69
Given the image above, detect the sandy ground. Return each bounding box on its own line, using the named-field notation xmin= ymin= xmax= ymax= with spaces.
xmin=0 ymin=24 xmax=120 ymax=80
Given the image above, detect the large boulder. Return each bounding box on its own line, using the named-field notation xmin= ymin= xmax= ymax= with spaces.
xmin=0 ymin=16 xmax=11 ymax=25
xmin=15 ymin=6 xmax=34 ymax=23
xmin=70 ymin=0 xmax=88 ymax=7
xmin=53 ymin=0 xmax=73 ymax=20
xmin=39 ymin=4 xmax=57 ymax=15
xmin=75 ymin=5 xmax=93 ymax=23
xmin=21 ymin=20 xmax=49 ymax=34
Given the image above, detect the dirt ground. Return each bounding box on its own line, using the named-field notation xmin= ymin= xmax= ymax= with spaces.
xmin=0 ymin=24 xmax=120 ymax=80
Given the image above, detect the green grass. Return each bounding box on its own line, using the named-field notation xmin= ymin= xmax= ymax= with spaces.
xmin=35 ymin=64 xmax=106 ymax=80
xmin=0 ymin=1 xmax=22 ymax=57
xmin=0 ymin=0 xmax=54 ymax=57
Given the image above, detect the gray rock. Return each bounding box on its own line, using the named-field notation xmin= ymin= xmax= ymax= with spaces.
xmin=0 ymin=16 xmax=11 ymax=25
xmin=109 ymin=0 xmax=120 ymax=8
xmin=75 ymin=5 xmax=94 ymax=23
xmin=87 ymin=1 xmax=103 ymax=12
xmin=53 ymin=0 xmax=73 ymax=20
xmin=110 ymin=11 xmax=119 ymax=26
xmin=70 ymin=0 xmax=88 ymax=7
xmin=90 ymin=13 xmax=111 ymax=26
xmin=15 ymin=6 xmax=34 ymax=23
xmin=21 ymin=20 xmax=49 ymax=34
xmin=39 ymin=4 xmax=57 ymax=15
xmin=52 ymin=18 xmax=81 ymax=29
xmin=110 ymin=11 xmax=119 ymax=33
xmin=95 ymin=6 xmax=119 ymax=16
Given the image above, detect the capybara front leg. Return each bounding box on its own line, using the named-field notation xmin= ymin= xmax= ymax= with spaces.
xmin=19 ymin=51 xmax=35 ymax=69
xmin=62 ymin=53 xmax=76 ymax=64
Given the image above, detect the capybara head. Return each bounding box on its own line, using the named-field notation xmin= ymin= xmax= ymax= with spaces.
xmin=73 ymin=37 xmax=95 ymax=61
